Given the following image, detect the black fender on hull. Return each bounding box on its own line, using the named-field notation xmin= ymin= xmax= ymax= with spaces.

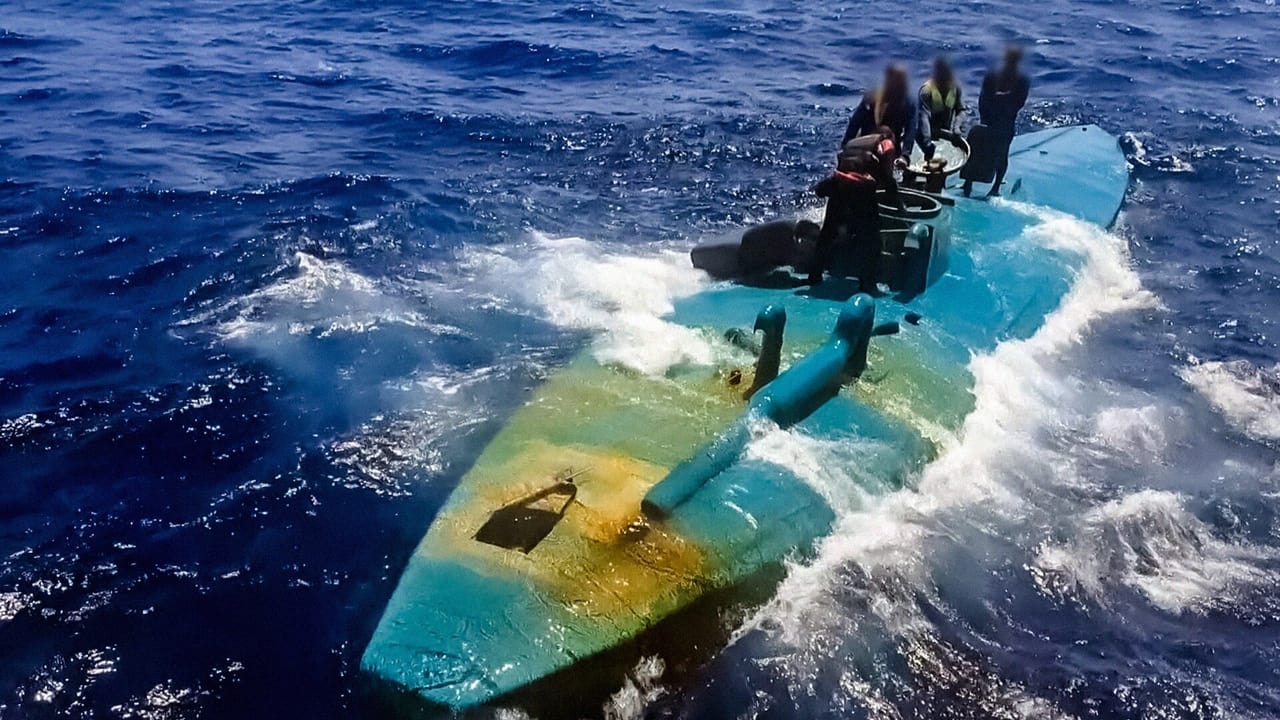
xmin=690 ymin=219 xmax=821 ymax=281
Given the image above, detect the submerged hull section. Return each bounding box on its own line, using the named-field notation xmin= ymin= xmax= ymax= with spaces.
xmin=361 ymin=126 xmax=1129 ymax=710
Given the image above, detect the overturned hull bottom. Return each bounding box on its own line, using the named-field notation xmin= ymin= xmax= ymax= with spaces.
xmin=361 ymin=125 xmax=1131 ymax=713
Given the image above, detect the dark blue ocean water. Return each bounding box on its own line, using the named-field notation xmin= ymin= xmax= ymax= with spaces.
xmin=3 ymin=1 xmax=1280 ymax=718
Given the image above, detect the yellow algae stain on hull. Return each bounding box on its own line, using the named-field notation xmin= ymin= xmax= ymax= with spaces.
xmin=500 ymin=357 xmax=752 ymax=468
xmin=394 ymin=342 xmax=784 ymax=656
xmin=855 ymin=340 xmax=976 ymax=444
xmin=423 ymin=440 xmax=711 ymax=628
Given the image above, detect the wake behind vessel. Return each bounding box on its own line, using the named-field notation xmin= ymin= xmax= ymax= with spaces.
xmin=361 ymin=126 xmax=1129 ymax=713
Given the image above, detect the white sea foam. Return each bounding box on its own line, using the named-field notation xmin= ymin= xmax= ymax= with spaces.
xmin=1032 ymin=489 xmax=1277 ymax=615
xmin=1179 ymin=359 xmax=1280 ymax=443
xmin=601 ymin=655 xmax=667 ymax=720
xmin=207 ymin=234 xmax=714 ymax=378
xmin=189 ymin=249 xmax=545 ymax=498
xmin=207 ymin=251 xmax=445 ymax=341
xmin=463 ymin=233 xmax=717 ymax=375
xmin=1091 ymin=404 xmax=1173 ymax=462
xmin=0 ymin=413 xmax=53 ymax=442
xmin=0 ymin=591 xmax=31 ymax=623
xmin=745 ymin=421 xmax=897 ymax=517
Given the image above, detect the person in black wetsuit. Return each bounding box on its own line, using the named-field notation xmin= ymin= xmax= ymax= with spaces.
xmin=965 ymin=45 xmax=1030 ymax=197
xmin=842 ymin=65 xmax=918 ymax=163
xmin=808 ymin=128 xmax=903 ymax=291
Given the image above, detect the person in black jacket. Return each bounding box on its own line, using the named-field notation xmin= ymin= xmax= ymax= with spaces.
xmin=808 ymin=128 xmax=903 ymax=291
xmin=965 ymin=46 xmax=1030 ymax=197
xmin=841 ymin=65 xmax=918 ymax=161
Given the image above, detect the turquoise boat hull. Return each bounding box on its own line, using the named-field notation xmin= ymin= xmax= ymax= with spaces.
xmin=361 ymin=125 xmax=1129 ymax=712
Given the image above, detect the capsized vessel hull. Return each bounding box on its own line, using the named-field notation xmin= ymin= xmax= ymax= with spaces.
xmin=361 ymin=126 xmax=1129 ymax=711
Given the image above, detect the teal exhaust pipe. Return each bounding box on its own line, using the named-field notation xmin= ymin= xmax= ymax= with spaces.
xmin=641 ymin=294 xmax=878 ymax=519
xmin=745 ymin=305 xmax=785 ymax=400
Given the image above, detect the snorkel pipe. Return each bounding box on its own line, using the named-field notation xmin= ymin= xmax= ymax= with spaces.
xmin=745 ymin=305 xmax=785 ymax=400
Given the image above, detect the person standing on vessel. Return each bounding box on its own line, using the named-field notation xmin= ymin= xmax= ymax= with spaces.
xmin=842 ymin=64 xmax=918 ymax=163
xmin=965 ymin=45 xmax=1030 ymax=197
xmin=917 ymin=55 xmax=964 ymax=159
xmin=809 ymin=127 xmax=903 ymax=291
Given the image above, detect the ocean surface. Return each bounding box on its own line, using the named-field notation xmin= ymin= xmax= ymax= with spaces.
xmin=3 ymin=0 xmax=1280 ymax=717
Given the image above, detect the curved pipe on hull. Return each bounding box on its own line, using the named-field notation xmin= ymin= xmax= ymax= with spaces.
xmin=642 ymin=295 xmax=877 ymax=519
xmin=745 ymin=305 xmax=786 ymax=400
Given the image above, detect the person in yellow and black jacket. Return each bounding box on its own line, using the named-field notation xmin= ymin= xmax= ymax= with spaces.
xmin=917 ymin=56 xmax=964 ymax=160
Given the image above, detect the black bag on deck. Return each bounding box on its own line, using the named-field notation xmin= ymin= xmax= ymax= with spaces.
xmin=960 ymin=124 xmax=998 ymax=183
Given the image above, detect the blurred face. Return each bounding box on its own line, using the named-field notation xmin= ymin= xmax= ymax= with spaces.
xmin=1003 ymin=46 xmax=1023 ymax=72
xmin=884 ymin=66 xmax=907 ymax=99
xmin=933 ymin=59 xmax=953 ymax=86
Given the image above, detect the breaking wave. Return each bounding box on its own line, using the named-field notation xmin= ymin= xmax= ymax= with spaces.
xmin=1180 ymin=359 xmax=1280 ymax=443
xmin=1032 ymin=489 xmax=1278 ymax=615
xmin=602 ymin=656 xmax=668 ymax=720
xmin=192 ymin=251 xmax=450 ymax=342
xmin=462 ymin=232 xmax=718 ymax=375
